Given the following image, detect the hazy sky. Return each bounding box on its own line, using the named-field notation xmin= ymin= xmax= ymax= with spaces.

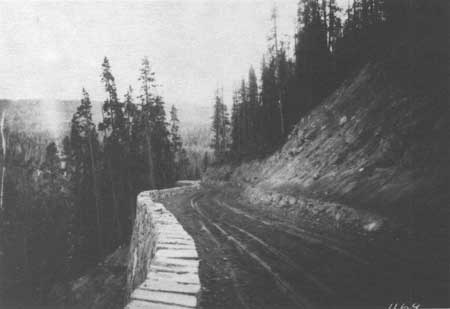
xmin=0 ymin=0 xmax=347 ymax=107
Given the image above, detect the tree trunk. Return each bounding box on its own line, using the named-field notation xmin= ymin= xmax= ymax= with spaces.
xmin=0 ymin=110 xmax=7 ymax=210
xmin=144 ymin=116 xmax=155 ymax=189
xmin=107 ymin=156 xmax=123 ymax=244
xmin=22 ymin=225 xmax=31 ymax=293
xmin=87 ymin=132 xmax=103 ymax=256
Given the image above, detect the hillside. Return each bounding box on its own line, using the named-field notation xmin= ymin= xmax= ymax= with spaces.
xmin=208 ymin=62 xmax=449 ymax=238
xmin=0 ymin=99 xmax=209 ymax=140
xmin=202 ymin=61 xmax=450 ymax=304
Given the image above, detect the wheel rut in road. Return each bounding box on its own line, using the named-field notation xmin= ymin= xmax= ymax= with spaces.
xmin=195 ymin=207 xmax=250 ymax=309
xmin=162 ymin=189 xmax=429 ymax=308
xmin=213 ymin=198 xmax=369 ymax=265
xmin=191 ymin=197 xmax=313 ymax=308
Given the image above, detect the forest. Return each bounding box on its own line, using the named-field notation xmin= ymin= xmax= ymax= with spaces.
xmin=0 ymin=0 xmax=446 ymax=306
xmin=0 ymin=57 xmax=192 ymax=303
xmin=210 ymin=0 xmax=446 ymax=161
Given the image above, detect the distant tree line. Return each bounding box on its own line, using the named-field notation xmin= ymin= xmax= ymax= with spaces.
xmin=180 ymin=126 xmax=213 ymax=178
xmin=211 ymin=0 xmax=446 ymax=161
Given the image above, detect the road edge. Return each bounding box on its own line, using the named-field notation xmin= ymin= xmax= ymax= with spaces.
xmin=125 ymin=181 xmax=201 ymax=309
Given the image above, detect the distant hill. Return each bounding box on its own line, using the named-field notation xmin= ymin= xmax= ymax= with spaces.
xmin=176 ymin=102 xmax=212 ymax=129
xmin=0 ymin=99 xmax=102 ymax=139
xmin=0 ymin=98 xmax=212 ymax=151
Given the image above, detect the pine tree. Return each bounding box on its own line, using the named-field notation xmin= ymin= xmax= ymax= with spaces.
xmin=124 ymin=86 xmax=137 ymax=137
xmin=70 ymin=89 xmax=103 ymax=256
xmin=230 ymin=88 xmax=241 ymax=157
xmin=122 ymin=86 xmax=138 ymax=221
xmin=170 ymin=105 xmax=185 ymax=179
xmin=327 ymin=0 xmax=341 ymax=53
xmin=238 ymin=79 xmax=248 ymax=155
xmin=177 ymin=148 xmax=190 ymax=180
xmin=99 ymin=57 xmax=126 ymax=141
xmin=247 ymin=66 xmax=259 ymax=153
xmin=152 ymin=96 xmax=173 ymax=187
xmin=170 ymin=105 xmax=182 ymax=154
xmin=98 ymin=57 xmax=125 ymax=244
xmin=260 ymin=56 xmax=281 ymax=152
xmin=33 ymin=142 xmax=74 ymax=298
xmin=136 ymin=57 xmax=156 ymax=189
xmin=135 ymin=57 xmax=175 ymax=188
xmin=277 ymin=44 xmax=293 ymax=136
xmin=202 ymin=152 xmax=209 ymax=172
xmin=295 ymin=0 xmax=331 ymax=115
xmin=211 ymin=89 xmax=230 ymax=161
xmin=270 ymin=5 xmax=286 ymax=138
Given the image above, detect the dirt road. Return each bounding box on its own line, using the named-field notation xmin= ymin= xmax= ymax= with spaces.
xmin=162 ymin=186 xmax=449 ymax=309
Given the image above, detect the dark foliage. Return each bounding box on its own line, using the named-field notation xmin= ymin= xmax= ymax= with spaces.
xmin=227 ymin=0 xmax=447 ymax=161
xmin=0 ymin=57 xmax=189 ymax=302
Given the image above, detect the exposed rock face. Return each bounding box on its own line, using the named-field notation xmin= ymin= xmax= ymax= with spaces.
xmin=227 ymin=64 xmax=449 ymax=235
xmin=242 ymin=185 xmax=385 ymax=232
xmin=125 ymin=182 xmax=201 ymax=309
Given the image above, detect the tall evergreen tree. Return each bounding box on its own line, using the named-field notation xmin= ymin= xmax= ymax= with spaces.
xmin=136 ymin=57 xmax=156 ymax=189
xmin=295 ymin=0 xmax=331 ymax=115
xmin=133 ymin=57 xmax=175 ymax=188
xmin=70 ymin=89 xmax=103 ymax=256
xmin=170 ymin=105 xmax=182 ymax=155
xmin=238 ymin=79 xmax=249 ymax=155
xmin=211 ymin=89 xmax=230 ymax=161
xmin=124 ymin=86 xmax=137 ymax=137
xmin=269 ymin=5 xmax=286 ymax=138
xmin=98 ymin=57 xmax=126 ymax=244
xmin=170 ymin=105 xmax=188 ymax=180
xmin=32 ymin=142 xmax=74 ymax=300
xmin=151 ymin=95 xmax=173 ymax=187
xmin=260 ymin=56 xmax=281 ymax=152
xmin=202 ymin=152 xmax=210 ymax=172
xmin=247 ymin=66 xmax=259 ymax=153
xmin=230 ymin=88 xmax=241 ymax=157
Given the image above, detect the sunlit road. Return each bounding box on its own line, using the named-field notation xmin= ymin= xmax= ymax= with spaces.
xmin=163 ymin=188 xmax=448 ymax=309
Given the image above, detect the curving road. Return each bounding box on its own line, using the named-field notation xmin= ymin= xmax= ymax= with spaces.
xmin=162 ymin=187 xmax=448 ymax=309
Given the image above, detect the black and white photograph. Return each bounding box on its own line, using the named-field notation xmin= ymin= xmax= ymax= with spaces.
xmin=0 ymin=0 xmax=448 ymax=308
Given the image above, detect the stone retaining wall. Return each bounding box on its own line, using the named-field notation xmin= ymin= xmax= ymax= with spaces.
xmin=125 ymin=182 xmax=201 ymax=309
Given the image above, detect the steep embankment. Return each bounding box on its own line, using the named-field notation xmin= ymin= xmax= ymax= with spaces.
xmin=48 ymin=246 xmax=129 ymax=309
xmin=47 ymin=182 xmax=201 ymax=309
xmin=212 ymin=63 xmax=449 ymax=238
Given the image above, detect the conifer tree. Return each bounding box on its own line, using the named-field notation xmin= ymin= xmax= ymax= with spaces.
xmin=170 ymin=105 xmax=186 ymax=179
xmin=134 ymin=57 xmax=175 ymax=188
xmin=170 ymin=105 xmax=182 ymax=154
xmin=32 ymin=142 xmax=74 ymax=298
xmin=211 ymin=89 xmax=230 ymax=161
xmin=238 ymin=79 xmax=248 ymax=155
xmin=270 ymin=5 xmax=286 ymax=138
xmin=136 ymin=57 xmax=156 ymax=189
xmin=202 ymin=152 xmax=209 ymax=172
xmin=124 ymin=86 xmax=137 ymax=137
xmin=151 ymin=96 xmax=173 ymax=187
xmin=70 ymin=89 xmax=103 ymax=256
xmin=260 ymin=56 xmax=281 ymax=151
xmin=247 ymin=66 xmax=259 ymax=153
xmin=98 ymin=57 xmax=125 ymax=244
xmin=230 ymin=88 xmax=241 ymax=157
